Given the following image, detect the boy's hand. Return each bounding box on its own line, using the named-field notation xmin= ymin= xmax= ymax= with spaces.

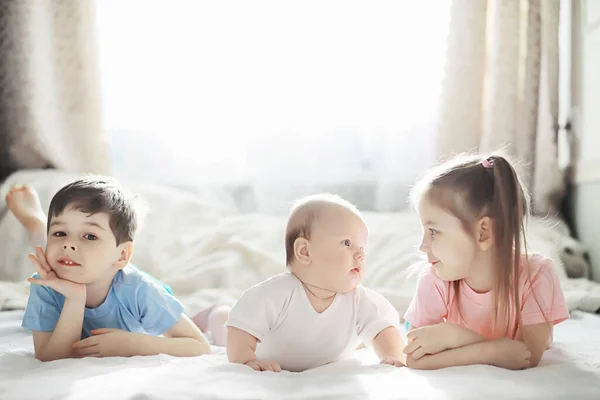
xmin=403 ymin=322 xmax=458 ymax=359
xmin=380 ymin=356 xmax=405 ymax=367
xmin=27 ymin=246 xmax=86 ymax=301
xmin=72 ymin=328 xmax=139 ymax=358
xmin=244 ymin=359 xmax=282 ymax=372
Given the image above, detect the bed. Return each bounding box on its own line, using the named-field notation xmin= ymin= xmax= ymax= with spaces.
xmin=1 ymin=169 xmax=600 ymax=399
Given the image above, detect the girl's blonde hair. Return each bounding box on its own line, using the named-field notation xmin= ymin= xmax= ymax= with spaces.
xmin=410 ymin=153 xmax=529 ymax=330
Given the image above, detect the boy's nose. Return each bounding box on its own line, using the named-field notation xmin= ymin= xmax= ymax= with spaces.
xmin=63 ymin=243 xmax=77 ymax=251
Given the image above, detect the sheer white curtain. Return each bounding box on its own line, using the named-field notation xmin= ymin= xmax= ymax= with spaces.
xmin=95 ymin=0 xmax=450 ymax=213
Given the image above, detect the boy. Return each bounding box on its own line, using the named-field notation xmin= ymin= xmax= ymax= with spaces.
xmin=6 ymin=177 xmax=210 ymax=361
xmin=226 ymin=194 xmax=406 ymax=372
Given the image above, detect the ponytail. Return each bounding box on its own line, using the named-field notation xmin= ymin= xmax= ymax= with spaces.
xmin=487 ymin=156 xmax=529 ymax=329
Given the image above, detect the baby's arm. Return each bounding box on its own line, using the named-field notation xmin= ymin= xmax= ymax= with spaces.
xmin=226 ymin=326 xmax=257 ymax=364
xmin=225 ymin=279 xmax=285 ymax=372
xmin=372 ymin=326 xmax=406 ymax=366
xmin=226 ymin=327 xmax=281 ymax=372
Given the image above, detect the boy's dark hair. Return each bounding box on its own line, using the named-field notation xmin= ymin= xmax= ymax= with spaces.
xmin=47 ymin=176 xmax=139 ymax=245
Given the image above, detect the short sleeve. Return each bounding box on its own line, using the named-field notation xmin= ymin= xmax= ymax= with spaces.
xmin=21 ymin=274 xmax=62 ymax=332
xmin=521 ymin=257 xmax=569 ymax=326
xmin=226 ymin=283 xmax=280 ymax=342
xmin=356 ymin=286 xmax=401 ymax=344
xmin=137 ymin=279 xmax=184 ymax=335
xmin=403 ymin=268 xmax=448 ymax=329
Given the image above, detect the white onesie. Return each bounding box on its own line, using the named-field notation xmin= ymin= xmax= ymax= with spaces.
xmin=226 ymin=272 xmax=400 ymax=372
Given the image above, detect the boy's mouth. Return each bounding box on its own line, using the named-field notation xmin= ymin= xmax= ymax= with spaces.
xmin=57 ymin=257 xmax=81 ymax=267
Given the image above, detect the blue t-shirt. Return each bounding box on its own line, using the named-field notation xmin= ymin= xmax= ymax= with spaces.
xmin=21 ymin=265 xmax=184 ymax=338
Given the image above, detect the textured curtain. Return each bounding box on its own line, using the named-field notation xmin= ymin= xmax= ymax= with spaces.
xmin=436 ymin=0 xmax=563 ymax=215
xmin=0 ymin=0 xmax=108 ymax=182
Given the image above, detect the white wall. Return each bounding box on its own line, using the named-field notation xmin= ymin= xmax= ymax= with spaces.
xmin=573 ymin=0 xmax=600 ymax=281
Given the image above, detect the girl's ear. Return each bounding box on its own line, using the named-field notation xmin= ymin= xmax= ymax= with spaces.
xmin=114 ymin=242 xmax=134 ymax=269
xmin=477 ymin=216 xmax=494 ymax=251
xmin=293 ymin=237 xmax=311 ymax=265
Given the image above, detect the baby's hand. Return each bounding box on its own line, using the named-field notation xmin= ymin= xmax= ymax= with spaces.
xmin=245 ymin=359 xmax=282 ymax=372
xmin=380 ymin=356 xmax=405 ymax=367
xmin=403 ymin=323 xmax=457 ymax=359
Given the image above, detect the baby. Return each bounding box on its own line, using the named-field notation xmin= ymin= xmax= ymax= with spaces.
xmin=226 ymin=194 xmax=405 ymax=372
xmin=6 ymin=177 xmax=211 ymax=361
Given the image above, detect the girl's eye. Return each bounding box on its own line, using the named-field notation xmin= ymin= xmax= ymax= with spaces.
xmin=84 ymin=234 xmax=98 ymax=241
xmin=429 ymin=229 xmax=437 ymax=237
xmin=53 ymin=231 xmax=66 ymax=237
xmin=343 ymin=239 xmax=351 ymax=247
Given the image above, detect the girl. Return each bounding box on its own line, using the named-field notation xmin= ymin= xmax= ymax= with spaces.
xmin=402 ymin=154 xmax=569 ymax=370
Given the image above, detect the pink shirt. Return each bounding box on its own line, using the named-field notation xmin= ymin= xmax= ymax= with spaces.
xmin=403 ymin=254 xmax=569 ymax=339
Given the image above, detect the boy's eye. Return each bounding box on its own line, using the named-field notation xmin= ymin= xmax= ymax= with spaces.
xmin=84 ymin=234 xmax=98 ymax=241
xmin=53 ymin=231 xmax=66 ymax=237
xmin=343 ymin=239 xmax=351 ymax=247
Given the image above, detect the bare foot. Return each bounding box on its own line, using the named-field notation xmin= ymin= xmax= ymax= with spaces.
xmin=5 ymin=184 xmax=47 ymax=238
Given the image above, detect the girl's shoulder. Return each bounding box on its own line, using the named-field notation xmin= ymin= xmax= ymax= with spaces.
xmin=520 ymin=253 xmax=557 ymax=272
xmin=519 ymin=253 xmax=562 ymax=286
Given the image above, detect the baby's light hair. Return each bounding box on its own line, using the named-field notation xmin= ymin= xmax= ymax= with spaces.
xmin=284 ymin=193 xmax=363 ymax=266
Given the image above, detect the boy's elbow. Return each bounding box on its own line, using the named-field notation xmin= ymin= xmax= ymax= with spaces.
xmin=190 ymin=337 xmax=211 ymax=356
xmin=35 ymin=351 xmax=70 ymax=362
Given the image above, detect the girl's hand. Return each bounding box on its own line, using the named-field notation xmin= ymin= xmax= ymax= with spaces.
xmin=403 ymin=322 xmax=458 ymax=359
xmin=27 ymin=246 xmax=86 ymax=301
xmin=489 ymin=338 xmax=531 ymax=370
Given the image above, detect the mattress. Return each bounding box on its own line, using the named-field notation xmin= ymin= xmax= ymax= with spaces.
xmin=1 ymin=310 xmax=599 ymax=400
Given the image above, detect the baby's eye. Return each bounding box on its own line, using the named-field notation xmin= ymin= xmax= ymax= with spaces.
xmin=52 ymin=231 xmax=66 ymax=237
xmin=343 ymin=239 xmax=351 ymax=247
xmin=84 ymin=234 xmax=98 ymax=241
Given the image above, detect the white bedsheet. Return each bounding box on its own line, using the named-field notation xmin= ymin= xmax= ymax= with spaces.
xmin=1 ymin=310 xmax=600 ymax=400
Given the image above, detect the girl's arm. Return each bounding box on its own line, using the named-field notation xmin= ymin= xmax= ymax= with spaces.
xmin=403 ymin=322 xmax=486 ymax=359
xmin=405 ymin=322 xmax=551 ymax=368
xmin=407 ymin=337 xmax=531 ymax=370
xmin=520 ymin=322 xmax=553 ymax=367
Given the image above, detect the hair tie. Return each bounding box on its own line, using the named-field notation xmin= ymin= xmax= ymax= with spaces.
xmin=481 ymin=158 xmax=493 ymax=168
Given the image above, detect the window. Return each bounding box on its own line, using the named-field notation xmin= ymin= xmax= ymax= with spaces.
xmin=96 ymin=0 xmax=450 ymax=212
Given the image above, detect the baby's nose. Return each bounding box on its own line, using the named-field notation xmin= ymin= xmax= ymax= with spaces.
xmin=354 ymin=249 xmax=365 ymax=260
